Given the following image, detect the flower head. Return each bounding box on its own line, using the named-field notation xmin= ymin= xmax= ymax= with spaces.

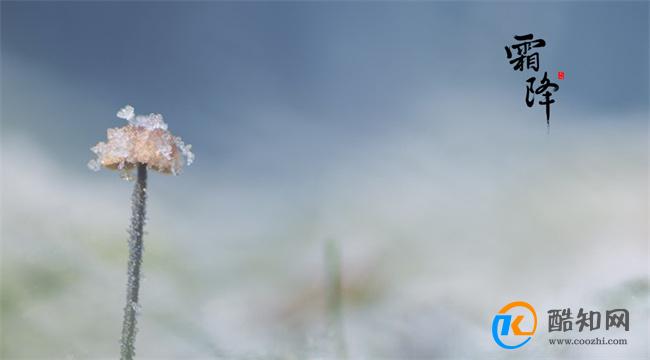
xmin=88 ymin=105 xmax=194 ymax=177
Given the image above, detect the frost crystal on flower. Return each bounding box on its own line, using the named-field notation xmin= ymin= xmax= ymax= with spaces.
xmin=117 ymin=105 xmax=135 ymax=121
xmin=88 ymin=105 xmax=194 ymax=176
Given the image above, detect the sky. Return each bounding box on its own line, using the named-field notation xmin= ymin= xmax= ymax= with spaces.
xmin=1 ymin=1 xmax=648 ymax=359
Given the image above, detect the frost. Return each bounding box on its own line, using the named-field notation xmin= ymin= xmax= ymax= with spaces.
xmin=174 ymin=137 xmax=194 ymax=166
xmin=155 ymin=132 xmax=174 ymax=160
xmin=106 ymin=127 xmax=131 ymax=159
xmin=89 ymin=105 xmax=194 ymax=176
xmin=117 ymin=105 xmax=135 ymax=121
xmin=130 ymin=113 xmax=168 ymax=131
xmin=130 ymin=301 xmax=142 ymax=315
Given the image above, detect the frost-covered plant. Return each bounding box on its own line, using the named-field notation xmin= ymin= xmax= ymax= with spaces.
xmin=89 ymin=105 xmax=193 ymax=359
xmin=88 ymin=105 xmax=194 ymax=177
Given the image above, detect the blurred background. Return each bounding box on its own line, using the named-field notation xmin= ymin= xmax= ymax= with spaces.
xmin=1 ymin=1 xmax=648 ymax=359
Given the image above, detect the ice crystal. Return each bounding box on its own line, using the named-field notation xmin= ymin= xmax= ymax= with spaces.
xmin=88 ymin=105 xmax=194 ymax=176
xmin=130 ymin=301 xmax=142 ymax=315
xmin=117 ymin=105 xmax=135 ymax=121
xmin=130 ymin=113 xmax=168 ymax=131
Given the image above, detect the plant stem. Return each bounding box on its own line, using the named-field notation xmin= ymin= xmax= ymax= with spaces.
xmin=325 ymin=239 xmax=347 ymax=359
xmin=120 ymin=163 xmax=147 ymax=360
